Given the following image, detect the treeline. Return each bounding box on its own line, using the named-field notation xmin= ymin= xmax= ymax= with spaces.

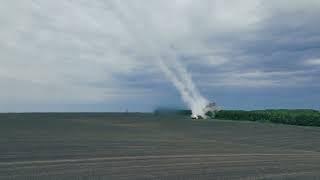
xmin=153 ymin=108 xmax=320 ymax=127
xmin=215 ymin=109 xmax=320 ymax=127
xmin=154 ymin=108 xmax=191 ymax=116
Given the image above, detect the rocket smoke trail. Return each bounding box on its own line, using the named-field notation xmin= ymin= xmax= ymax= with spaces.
xmin=157 ymin=56 xmax=209 ymax=118
xmin=110 ymin=1 xmax=209 ymax=118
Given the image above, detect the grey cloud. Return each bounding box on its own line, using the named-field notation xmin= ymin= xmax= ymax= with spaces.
xmin=0 ymin=0 xmax=319 ymax=111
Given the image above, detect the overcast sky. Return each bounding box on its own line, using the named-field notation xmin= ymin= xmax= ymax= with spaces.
xmin=1 ymin=0 xmax=320 ymax=112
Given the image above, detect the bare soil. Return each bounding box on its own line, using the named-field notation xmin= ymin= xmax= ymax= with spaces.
xmin=0 ymin=113 xmax=320 ymax=179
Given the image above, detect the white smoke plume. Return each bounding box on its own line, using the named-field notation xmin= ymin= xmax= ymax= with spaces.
xmin=110 ymin=1 xmax=209 ymax=118
xmin=157 ymin=57 xmax=209 ymax=118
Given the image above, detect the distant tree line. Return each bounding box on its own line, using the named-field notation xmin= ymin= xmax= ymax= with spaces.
xmin=215 ymin=109 xmax=320 ymax=127
xmin=154 ymin=109 xmax=192 ymax=116
xmin=154 ymin=108 xmax=320 ymax=127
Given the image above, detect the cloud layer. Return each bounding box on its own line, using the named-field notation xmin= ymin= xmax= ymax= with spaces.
xmin=0 ymin=0 xmax=320 ymax=112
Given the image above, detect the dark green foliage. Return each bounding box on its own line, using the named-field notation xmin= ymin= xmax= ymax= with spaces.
xmin=215 ymin=109 xmax=320 ymax=127
xmin=154 ymin=108 xmax=192 ymax=116
xmin=205 ymin=111 xmax=215 ymax=118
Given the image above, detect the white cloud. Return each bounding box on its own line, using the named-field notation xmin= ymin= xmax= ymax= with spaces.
xmin=0 ymin=0 xmax=263 ymax=102
xmin=304 ymin=58 xmax=320 ymax=65
xmin=0 ymin=0 xmax=319 ymax=111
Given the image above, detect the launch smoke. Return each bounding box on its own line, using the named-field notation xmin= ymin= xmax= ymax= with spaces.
xmin=158 ymin=57 xmax=209 ymax=118
xmin=110 ymin=1 xmax=209 ymax=118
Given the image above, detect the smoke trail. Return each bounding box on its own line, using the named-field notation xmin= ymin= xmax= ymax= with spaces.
xmin=157 ymin=55 xmax=209 ymax=117
xmin=110 ymin=1 xmax=209 ymax=118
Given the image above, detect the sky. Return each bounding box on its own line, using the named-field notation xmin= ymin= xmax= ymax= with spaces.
xmin=0 ymin=0 xmax=320 ymax=112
